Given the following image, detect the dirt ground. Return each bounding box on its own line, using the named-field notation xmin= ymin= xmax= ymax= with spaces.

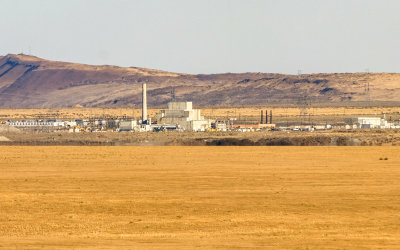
xmin=1 ymin=146 xmax=400 ymax=249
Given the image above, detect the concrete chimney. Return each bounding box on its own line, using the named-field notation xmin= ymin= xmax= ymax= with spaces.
xmin=142 ymin=83 xmax=147 ymax=124
xmin=270 ymin=110 xmax=273 ymax=124
xmin=260 ymin=110 xmax=263 ymax=124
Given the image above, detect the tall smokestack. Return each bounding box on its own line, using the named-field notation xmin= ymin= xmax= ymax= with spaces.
xmin=260 ymin=110 xmax=263 ymax=124
xmin=270 ymin=110 xmax=273 ymax=124
xmin=142 ymin=83 xmax=147 ymax=124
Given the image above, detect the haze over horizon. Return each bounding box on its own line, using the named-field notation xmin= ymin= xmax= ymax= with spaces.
xmin=1 ymin=0 xmax=399 ymax=74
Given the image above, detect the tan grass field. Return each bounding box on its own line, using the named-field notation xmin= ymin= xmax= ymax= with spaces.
xmin=1 ymin=106 xmax=400 ymax=120
xmin=1 ymin=146 xmax=400 ymax=249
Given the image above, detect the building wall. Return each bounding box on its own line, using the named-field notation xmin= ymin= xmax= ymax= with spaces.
xmin=168 ymin=102 xmax=192 ymax=111
xmin=357 ymin=117 xmax=386 ymax=128
xmin=156 ymin=101 xmax=210 ymax=131
xmin=119 ymin=120 xmax=137 ymax=131
xmin=190 ymin=120 xmax=211 ymax=132
xmin=358 ymin=117 xmax=381 ymax=126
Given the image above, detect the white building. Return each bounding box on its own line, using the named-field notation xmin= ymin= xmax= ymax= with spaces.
xmin=10 ymin=120 xmax=65 ymax=127
xmin=357 ymin=117 xmax=389 ymax=129
xmin=155 ymin=102 xmax=211 ymax=131
xmin=119 ymin=120 xmax=138 ymax=131
xmin=65 ymin=121 xmax=77 ymax=127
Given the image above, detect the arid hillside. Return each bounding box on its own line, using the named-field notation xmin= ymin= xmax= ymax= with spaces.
xmin=0 ymin=54 xmax=399 ymax=108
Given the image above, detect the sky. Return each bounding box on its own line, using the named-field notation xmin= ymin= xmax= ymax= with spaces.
xmin=0 ymin=0 xmax=399 ymax=74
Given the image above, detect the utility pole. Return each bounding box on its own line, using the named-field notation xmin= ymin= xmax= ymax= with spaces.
xmin=365 ymin=69 xmax=371 ymax=107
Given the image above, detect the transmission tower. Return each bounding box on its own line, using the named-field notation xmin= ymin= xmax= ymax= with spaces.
xmin=298 ymin=97 xmax=311 ymax=125
xmin=171 ymin=87 xmax=176 ymax=101
xmin=364 ymin=69 xmax=371 ymax=107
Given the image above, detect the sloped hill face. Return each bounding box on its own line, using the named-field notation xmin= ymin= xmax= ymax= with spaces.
xmin=0 ymin=54 xmax=183 ymax=107
xmin=0 ymin=54 xmax=399 ymax=108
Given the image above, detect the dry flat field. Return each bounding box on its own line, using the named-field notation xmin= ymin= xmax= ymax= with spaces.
xmin=1 ymin=146 xmax=400 ymax=249
xmin=1 ymin=106 xmax=400 ymax=120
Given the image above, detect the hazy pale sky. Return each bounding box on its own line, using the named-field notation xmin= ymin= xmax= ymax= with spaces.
xmin=1 ymin=0 xmax=399 ymax=74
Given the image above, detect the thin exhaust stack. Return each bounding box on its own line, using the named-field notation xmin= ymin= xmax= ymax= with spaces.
xmin=260 ymin=110 xmax=264 ymax=124
xmin=142 ymin=83 xmax=147 ymax=124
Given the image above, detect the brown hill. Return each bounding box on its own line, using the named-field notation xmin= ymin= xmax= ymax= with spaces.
xmin=0 ymin=54 xmax=399 ymax=108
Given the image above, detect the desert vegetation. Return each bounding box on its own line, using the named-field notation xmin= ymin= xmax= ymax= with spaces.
xmin=1 ymin=129 xmax=400 ymax=146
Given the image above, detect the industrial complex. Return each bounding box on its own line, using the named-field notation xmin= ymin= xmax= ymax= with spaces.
xmin=5 ymin=83 xmax=400 ymax=132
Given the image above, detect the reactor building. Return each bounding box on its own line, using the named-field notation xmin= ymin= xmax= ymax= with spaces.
xmin=155 ymin=101 xmax=211 ymax=131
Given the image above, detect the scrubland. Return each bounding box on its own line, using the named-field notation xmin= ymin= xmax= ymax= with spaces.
xmin=1 ymin=129 xmax=400 ymax=146
xmin=1 ymin=106 xmax=400 ymax=121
